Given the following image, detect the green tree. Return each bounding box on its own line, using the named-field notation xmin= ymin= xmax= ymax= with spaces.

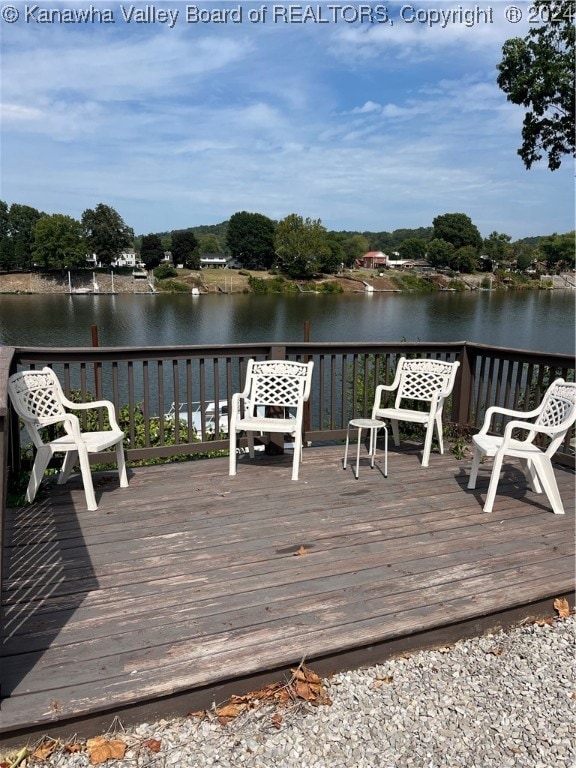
xmin=82 ymin=203 xmax=134 ymax=267
xmin=6 ymin=203 xmax=44 ymax=270
xmin=426 ymin=238 xmax=455 ymax=269
xmin=197 ymin=233 xmax=221 ymax=254
xmin=341 ymin=233 xmax=370 ymax=267
xmin=32 ymin=214 xmax=86 ymax=270
xmin=398 ymin=238 xmax=426 ymax=261
xmin=274 ymin=214 xmax=331 ymax=279
xmin=0 ymin=200 xmax=11 ymax=270
xmin=226 ymin=211 xmax=276 ymax=269
xmin=140 ymin=234 xmax=164 ymax=270
xmin=171 ymin=229 xmax=199 ymax=270
xmin=538 ymin=231 xmax=575 ymax=271
xmin=482 ymin=232 xmax=512 ymax=268
xmin=432 ymin=213 xmax=482 ymax=253
xmin=497 ymin=0 xmax=575 ymax=170
xmin=450 ymin=246 xmax=479 ymax=274
xmin=321 ymin=234 xmax=345 ymax=274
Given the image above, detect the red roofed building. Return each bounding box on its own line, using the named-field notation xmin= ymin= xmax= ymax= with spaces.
xmin=360 ymin=251 xmax=390 ymax=269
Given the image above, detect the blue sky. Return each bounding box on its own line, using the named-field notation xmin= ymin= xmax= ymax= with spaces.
xmin=1 ymin=1 xmax=574 ymax=239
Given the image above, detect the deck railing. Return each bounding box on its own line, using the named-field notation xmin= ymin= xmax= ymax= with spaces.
xmin=1 ymin=340 xmax=574 ymax=605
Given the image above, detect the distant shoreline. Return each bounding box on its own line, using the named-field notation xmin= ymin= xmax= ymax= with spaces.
xmin=0 ymin=270 xmax=572 ymax=295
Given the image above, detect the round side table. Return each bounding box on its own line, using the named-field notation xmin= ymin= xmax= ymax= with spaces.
xmin=343 ymin=418 xmax=388 ymax=479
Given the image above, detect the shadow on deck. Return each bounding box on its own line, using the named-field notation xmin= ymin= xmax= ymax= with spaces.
xmin=1 ymin=441 xmax=574 ymax=745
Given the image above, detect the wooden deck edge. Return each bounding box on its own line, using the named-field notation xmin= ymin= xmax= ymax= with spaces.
xmin=2 ymin=591 xmax=573 ymax=749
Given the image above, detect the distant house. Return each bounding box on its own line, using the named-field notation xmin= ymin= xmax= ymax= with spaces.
xmin=86 ymin=249 xmax=145 ymax=270
xmin=360 ymin=251 xmax=390 ymax=269
xmin=200 ymin=254 xmax=229 ymax=269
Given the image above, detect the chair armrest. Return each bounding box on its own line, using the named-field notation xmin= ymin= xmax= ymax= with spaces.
xmin=373 ymin=383 xmax=396 ymax=408
xmin=478 ymin=403 xmax=541 ymax=435
xmin=39 ymin=412 xmax=84 ymax=439
xmin=66 ymin=399 xmax=122 ymax=432
xmin=501 ymin=419 xmax=558 ymax=445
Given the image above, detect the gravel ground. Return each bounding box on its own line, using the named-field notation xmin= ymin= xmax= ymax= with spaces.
xmin=9 ymin=615 xmax=576 ymax=768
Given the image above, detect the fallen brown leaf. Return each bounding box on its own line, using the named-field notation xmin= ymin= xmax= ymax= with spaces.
xmin=271 ymin=713 xmax=282 ymax=729
xmin=32 ymin=741 xmax=58 ymax=761
xmin=86 ymin=736 xmax=127 ymax=765
xmin=487 ymin=647 xmax=504 ymax=656
xmin=294 ymin=545 xmax=308 ymax=556
xmin=142 ymin=739 xmax=162 ymax=753
xmin=554 ymin=597 xmax=571 ymax=618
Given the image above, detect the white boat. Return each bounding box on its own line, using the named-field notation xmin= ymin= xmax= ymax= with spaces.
xmin=165 ymin=401 xmax=230 ymax=438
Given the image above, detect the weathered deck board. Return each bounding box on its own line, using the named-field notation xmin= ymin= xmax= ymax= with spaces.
xmin=1 ymin=443 xmax=574 ymax=743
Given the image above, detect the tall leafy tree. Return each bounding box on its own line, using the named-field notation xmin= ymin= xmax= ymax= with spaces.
xmin=171 ymin=230 xmax=199 ymax=269
xmin=6 ymin=203 xmax=44 ymax=270
xmin=226 ymin=211 xmax=276 ymax=269
xmin=197 ymin=233 xmax=221 ymax=254
xmin=32 ymin=214 xmax=86 ymax=270
xmin=482 ymin=232 xmax=512 ymax=268
xmin=398 ymin=238 xmax=426 ymax=261
xmin=497 ymin=0 xmax=575 ymax=170
xmin=426 ymin=238 xmax=455 ymax=269
xmin=274 ymin=214 xmax=331 ymax=279
xmin=341 ymin=233 xmax=370 ymax=267
xmin=538 ymin=231 xmax=575 ymax=271
xmin=140 ymin=234 xmax=164 ymax=270
xmin=0 ymin=200 xmax=11 ymax=270
xmin=432 ymin=213 xmax=482 ymax=253
xmin=82 ymin=203 xmax=134 ymax=267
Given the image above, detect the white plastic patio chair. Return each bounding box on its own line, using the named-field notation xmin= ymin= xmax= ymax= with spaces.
xmin=371 ymin=357 xmax=460 ymax=467
xmin=229 ymin=358 xmax=314 ymax=481
xmin=8 ymin=367 xmax=128 ymax=511
xmin=467 ymin=378 xmax=576 ymax=514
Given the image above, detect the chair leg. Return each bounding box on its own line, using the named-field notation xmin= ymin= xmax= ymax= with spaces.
xmin=435 ymin=414 xmax=444 ymax=455
xmin=467 ymin=447 xmax=482 ymax=489
xmin=483 ymin=453 xmax=504 ymax=513
xmin=59 ymin=450 xmax=78 ymax=484
xmin=26 ymin=447 xmax=52 ymax=504
xmin=116 ymin=441 xmax=129 ymax=488
xmin=421 ymin=423 xmax=434 ymax=468
xmin=532 ymin=456 xmax=565 ymax=515
xmin=247 ymin=431 xmax=255 ymax=459
xmin=291 ymin=432 xmax=302 ymax=481
xmin=519 ymin=458 xmax=542 ymax=494
xmin=390 ymin=420 xmax=400 ymax=447
xmin=77 ymin=445 xmax=98 ymax=511
xmin=229 ymin=428 xmax=237 ymax=476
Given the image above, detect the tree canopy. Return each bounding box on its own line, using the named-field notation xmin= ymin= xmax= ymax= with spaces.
xmin=0 ymin=203 xmax=44 ymax=271
xmin=140 ymin=234 xmax=164 ymax=270
xmin=497 ymin=0 xmax=575 ymax=170
xmin=274 ymin=214 xmax=331 ymax=279
xmin=432 ymin=213 xmax=483 ymax=252
xmin=82 ymin=203 xmax=134 ymax=267
xmin=226 ymin=211 xmax=276 ymax=269
xmin=171 ymin=229 xmax=199 ymax=270
xmin=32 ymin=214 xmax=86 ymax=270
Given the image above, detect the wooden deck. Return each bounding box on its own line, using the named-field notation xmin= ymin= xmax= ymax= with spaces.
xmin=1 ymin=441 xmax=574 ymax=745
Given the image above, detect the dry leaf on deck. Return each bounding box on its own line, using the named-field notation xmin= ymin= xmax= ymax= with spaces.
xmin=294 ymin=546 xmax=308 ymax=556
xmin=216 ymin=702 xmax=245 ymax=719
xmin=553 ymin=597 xmax=570 ymax=618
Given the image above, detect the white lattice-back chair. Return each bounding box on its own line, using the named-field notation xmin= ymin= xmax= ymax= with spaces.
xmin=229 ymin=358 xmax=314 ymax=481
xmin=8 ymin=367 xmax=128 ymax=511
xmin=467 ymin=378 xmax=576 ymax=514
xmin=371 ymin=357 xmax=460 ymax=467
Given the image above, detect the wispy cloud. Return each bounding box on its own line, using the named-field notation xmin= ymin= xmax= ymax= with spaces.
xmin=0 ymin=2 xmax=572 ymax=238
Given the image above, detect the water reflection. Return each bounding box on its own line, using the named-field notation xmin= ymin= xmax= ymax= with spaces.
xmin=0 ymin=290 xmax=573 ymax=354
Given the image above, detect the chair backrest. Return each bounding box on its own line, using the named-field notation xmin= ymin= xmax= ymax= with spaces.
xmin=394 ymin=358 xmax=460 ymax=409
xmin=244 ymin=359 xmax=314 ymax=414
xmin=8 ymin=368 xmax=66 ymax=449
xmin=533 ymin=379 xmax=576 ymax=454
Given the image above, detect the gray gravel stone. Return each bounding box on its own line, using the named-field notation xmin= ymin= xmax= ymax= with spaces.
xmin=26 ymin=616 xmax=576 ymax=767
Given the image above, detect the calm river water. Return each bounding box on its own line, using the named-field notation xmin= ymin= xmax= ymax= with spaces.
xmin=1 ymin=290 xmax=574 ymax=355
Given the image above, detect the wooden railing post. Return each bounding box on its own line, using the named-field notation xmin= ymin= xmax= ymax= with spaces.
xmin=452 ymin=342 xmax=474 ymax=428
xmin=0 ymin=346 xmax=16 ymax=635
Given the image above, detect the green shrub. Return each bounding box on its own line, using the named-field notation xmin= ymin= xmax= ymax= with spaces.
xmin=156 ymin=278 xmax=190 ymax=292
xmin=154 ymin=264 xmax=178 ymax=279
